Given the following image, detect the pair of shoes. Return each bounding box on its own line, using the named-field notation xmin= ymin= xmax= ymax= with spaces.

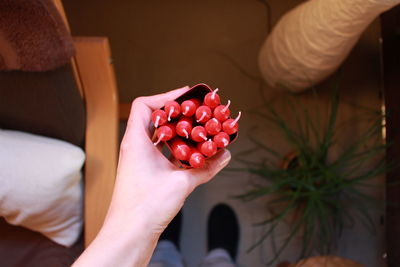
xmin=159 ymin=203 xmax=240 ymax=260
xmin=207 ymin=203 xmax=240 ymax=261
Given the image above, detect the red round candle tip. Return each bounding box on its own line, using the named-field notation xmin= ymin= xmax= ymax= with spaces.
xmin=198 ymin=139 xmax=218 ymax=157
xmin=213 ymin=100 xmax=231 ymax=122
xmin=204 ymin=88 xmax=221 ymax=108
xmin=153 ymin=124 xmax=176 ymax=146
xmin=213 ymin=132 xmax=230 ymax=148
xmin=189 ymin=149 xmax=205 ymax=168
xmin=191 ymin=126 xmax=208 ymax=142
xmin=171 ymin=138 xmax=191 ymax=161
xmin=164 ymin=101 xmax=181 ymax=121
xmin=222 ymin=111 xmax=241 ymax=135
xmin=205 ymin=118 xmax=222 ymax=136
xmin=151 ymin=109 xmax=167 ymax=128
xmin=181 ymin=99 xmax=200 ymax=117
xmin=195 ymin=105 xmax=212 ymax=123
xmin=176 ymin=117 xmax=193 ymax=139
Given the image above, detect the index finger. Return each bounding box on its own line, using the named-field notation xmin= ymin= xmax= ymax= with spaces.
xmin=124 ymin=85 xmax=190 ymax=140
xmin=135 ymin=86 xmax=190 ymax=110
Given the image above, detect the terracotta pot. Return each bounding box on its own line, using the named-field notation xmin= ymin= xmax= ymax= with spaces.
xmin=293 ymin=256 xmax=364 ymax=267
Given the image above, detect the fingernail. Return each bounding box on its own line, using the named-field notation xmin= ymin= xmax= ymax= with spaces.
xmin=219 ymin=149 xmax=231 ymax=168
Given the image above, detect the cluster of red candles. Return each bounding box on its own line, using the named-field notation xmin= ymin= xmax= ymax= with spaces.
xmin=151 ymin=88 xmax=241 ymax=168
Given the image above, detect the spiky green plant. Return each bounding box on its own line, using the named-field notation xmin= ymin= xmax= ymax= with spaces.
xmin=233 ymin=87 xmax=388 ymax=265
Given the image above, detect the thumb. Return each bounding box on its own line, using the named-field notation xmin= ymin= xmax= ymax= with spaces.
xmin=185 ymin=149 xmax=231 ymax=187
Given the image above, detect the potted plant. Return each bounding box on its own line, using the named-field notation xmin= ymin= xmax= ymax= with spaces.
xmin=233 ymin=87 xmax=388 ymax=265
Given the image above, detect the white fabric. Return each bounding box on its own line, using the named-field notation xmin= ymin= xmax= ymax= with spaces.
xmin=0 ymin=129 xmax=85 ymax=247
xmin=200 ymin=248 xmax=236 ymax=267
xmin=258 ymin=0 xmax=400 ymax=92
xmin=148 ymin=240 xmax=184 ymax=267
xmin=149 ymin=241 xmax=235 ymax=267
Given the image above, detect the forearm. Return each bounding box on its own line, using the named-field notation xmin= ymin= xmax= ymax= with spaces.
xmin=72 ymin=86 xmax=231 ymax=266
xmin=73 ymin=216 xmax=160 ymax=267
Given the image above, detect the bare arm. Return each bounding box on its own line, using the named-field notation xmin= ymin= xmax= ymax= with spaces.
xmin=73 ymin=86 xmax=231 ymax=267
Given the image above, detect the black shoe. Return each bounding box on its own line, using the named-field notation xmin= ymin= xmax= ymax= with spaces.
xmin=207 ymin=203 xmax=239 ymax=260
xmin=159 ymin=210 xmax=182 ymax=249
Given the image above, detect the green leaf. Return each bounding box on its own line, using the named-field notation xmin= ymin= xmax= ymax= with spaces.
xmin=236 ymin=76 xmax=387 ymax=264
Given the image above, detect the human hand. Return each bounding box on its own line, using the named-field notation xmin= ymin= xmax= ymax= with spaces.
xmin=105 ymin=85 xmax=231 ymax=240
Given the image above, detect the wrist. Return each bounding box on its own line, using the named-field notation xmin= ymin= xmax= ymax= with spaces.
xmin=73 ymin=207 xmax=161 ymax=267
xmin=101 ymin=205 xmax=162 ymax=244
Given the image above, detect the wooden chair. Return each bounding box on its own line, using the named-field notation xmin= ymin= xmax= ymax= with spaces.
xmin=0 ymin=1 xmax=119 ymax=265
xmin=73 ymin=37 xmax=119 ymax=247
xmin=54 ymin=0 xmax=119 ymax=248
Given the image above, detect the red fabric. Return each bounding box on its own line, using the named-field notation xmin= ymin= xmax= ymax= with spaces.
xmin=0 ymin=0 xmax=75 ymax=71
xmin=0 ymin=218 xmax=84 ymax=267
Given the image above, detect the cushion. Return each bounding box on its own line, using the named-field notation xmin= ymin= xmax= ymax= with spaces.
xmin=0 ymin=64 xmax=86 ymax=147
xmin=0 ymin=129 xmax=85 ymax=247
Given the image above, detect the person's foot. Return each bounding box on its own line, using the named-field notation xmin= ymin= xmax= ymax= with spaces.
xmin=160 ymin=210 xmax=182 ymax=249
xmin=207 ymin=203 xmax=239 ymax=260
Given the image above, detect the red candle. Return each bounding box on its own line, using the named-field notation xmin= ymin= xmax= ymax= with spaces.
xmin=213 ymin=100 xmax=231 ymax=122
xmin=222 ymin=111 xmax=241 ymax=135
xmin=213 ymin=132 xmax=230 ymax=148
xmin=205 ymin=118 xmax=222 ymax=136
xmin=198 ymin=139 xmax=217 ymax=157
xmin=164 ymin=101 xmax=181 ymax=121
xmin=170 ymin=138 xmax=191 ymax=161
xmin=151 ymin=109 xmax=167 ymax=128
xmin=204 ymin=88 xmax=221 ymax=108
xmin=153 ymin=123 xmax=176 ymax=146
xmin=176 ymin=117 xmax=193 ymax=139
xmin=189 ymin=148 xmax=205 ymax=168
xmin=195 ymin=105 xmax=212 ymax=123
xmin=191 ymin=126 xmax=208 ymax=142
xmin=181 ymin=99 xmax=200 ymax=117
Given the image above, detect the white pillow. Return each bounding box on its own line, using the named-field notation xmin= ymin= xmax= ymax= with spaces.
xmin=0 ymin=129 xmax=85 ymax=247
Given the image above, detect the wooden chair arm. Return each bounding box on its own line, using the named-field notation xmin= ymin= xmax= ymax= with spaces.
xmin=73 ymin=37 xmax=119 ymax=247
